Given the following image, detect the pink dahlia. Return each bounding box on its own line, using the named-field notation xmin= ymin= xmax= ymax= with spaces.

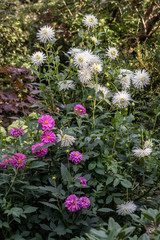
xmin=10 ymin=153 xmax=26 ymax=169
xmin=78 ymin=177 xmax=87 ymax=186
xmin=69 ymin=151 xmax=83 ymax=165
xmin=74 ymin=104 xmax=86 ymax=115
xmin=38 ymin=115 xmax=55 ymax=131
xmin=41 ymin=131 xmax=56 ymax=144
xmin=32 ymin=143 xmax=48 ymax=157
xmin=65 ymin=194 xmax=81 ymax=212
xmin=79 ymin=197 xmax=90 ymax=208
xmin=0 ymin=154 xmax=10 ymax=169
xmin=10 ymin=127 xmax=24 ymax=136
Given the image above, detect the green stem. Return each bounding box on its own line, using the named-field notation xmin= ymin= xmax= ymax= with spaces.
xmin=5 ymin=169 xmax=18 ymax=198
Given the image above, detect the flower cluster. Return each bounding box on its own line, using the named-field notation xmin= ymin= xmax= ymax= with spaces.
xmin=0 ymin=153 xmax=26 ymax=169
xmin=74 ymin=104 xmax=86 ymax=115
xmin=69 ymin=151 xmax=83 ymax=165
xmin=65 ymin=194 xmax=90 ymax=212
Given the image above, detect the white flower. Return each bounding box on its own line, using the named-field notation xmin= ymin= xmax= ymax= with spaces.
xmin=37 ymin=25 xmax=55 ymax=43
xmin=132 ymin=147 xmax=152 ymax=158
xmin=58 ymin=80 xmax=75 ymax=91
xmin=116 ymin=201 xmax=137 ymax=216
xmin=31 ymin=51 xmax=46 ymax=66
xmin=119 ymin=69 xmax=133 ymax=76
xmin=96 ymin=84 xmax=111 ymax=103
xmin=68 ymin=47 xmax=82 ymax=57
xmin=82 ymin=14 xmax=98 ymax=28
xmin=78 ymin=68 xmax=92 ymax=84
xmin=112 ymin=91 xmax=131 ymax=108
xmin=57 ymin=132 xmax=76 ymax=147
xmin=144 ymin=140 xmax=153 ymax=149
xmin=90 ymin=62 xmax=103 ymax=74
xmin=90 ymin=55 xmax=101 ymax=65
xmin=74 ymin=52 xmax=88 ymax=68
xmin=106 ymin=47 xmax=118 ymax=60
xmin=91 ymin=36 xmax=98 ymax=44
xmin=118 ymin=69 xmax=133 ymax=90
xmin=132 ymin=69 xmax=150 ymax=89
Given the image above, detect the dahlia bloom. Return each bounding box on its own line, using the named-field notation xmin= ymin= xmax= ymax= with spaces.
xmin=10 ymin=153 xmax=26 ymax=169
xmin=56 ymin=132 xmax=76 ymax=147
xmin=31 ymin=51 xmax=46 ymax=66
xmin=10 ymin=127 xmax=24 ymax=136
xmin=106 ymin=47 xmax=118 ymax=60
xmin=41 ymin=131 xmax=56 ymax=144
xmin=69 ymin=151 xmax=83 ymax=165
xmin=78 ymin=68 xmax=92 ymax=84
xmin=58 ymin=80 xmax=75 ymax=91
xmin=37 ymin=25 xmax=55 ymax=43
xmin=74 ymin=104 xmax=86 ymax=115
xmin=132 ymin=147 xmax=152 ymax=158
xmin=112 ymin=91 xmax=132 ymax=108
xmin=78 ymin=177 xmax=87 ymax=186
xmin=38 ymin=115 xmax=55 ymax=131
xmin=79 ymin=197 xmax=90 ymax=208
xmin=82 ymin=15 xmax=98 ymax=28
xmin=144 ymin=140 xmax=153 ymax=149
xmin=0 ymin=154 xmax=10 ymax=169
xmin=32 ymin=143 xmax=48 ymax=157
xmin=65 ymin=194 xmax=81 ymax=212
xmin=132 ymin=69 xmax=150 ymax=89
xmin=68 ymin=47 xmax=82 ymax=57
xmin=116 ymin=201 xmax=137 ymax=216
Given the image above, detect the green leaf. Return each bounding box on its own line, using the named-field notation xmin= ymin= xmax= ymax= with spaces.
xmin=61 ymin=163 xmax=72 ymax=182
xmin=88 ymin=162 xmax=96 ymax=170
xmin=121 ymin=179 xmax=132 ymax=188
xmin=98 ymin=208 xmax=114 ymax=213
xmin=24 ymin=206 xmax=38 ymax=214
xmin=40 ymin=202 xmax=59 ymax=211
xmin=30 ymin=161 xmax=47 ymax=169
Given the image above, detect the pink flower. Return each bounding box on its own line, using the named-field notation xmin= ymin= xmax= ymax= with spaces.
xmin=38 ymin=115 xmax=55 ymax=131
xmin=10 ymin=128 xmax=24 ymax=136
xmin=10 ymin=153 xmax=26 ymax=169
xmin=32 ymin=143 xmax=48 ymax=157
xmin=78 ymin=177 xmax=87 ymax=186
xmin=65 ymin=194 xmax=81 ymax=212
xmin=79 ymin=197 xmax=90 ymax=208
xmin=0 ymin=154 xmax=10 ymax=169
xmin=74 ymin=104 xmax=86 ymax=115
xmin=69 ymin=151 xmax=83 ymax=165
xmin=41 ymin=131 xmax=56 ymax=144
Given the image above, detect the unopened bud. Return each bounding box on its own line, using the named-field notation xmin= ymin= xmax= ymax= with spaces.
xmin=18 ymin=94 xmax=22 ymax=98
xmin=66 ymin=149 xmax=70 ymax=153
xmin=106 ymin=83 xmax=110 ymax=87
xmin=52 ymin=176 xmax=56 ymax=180
xmin=132 ymin=102 xmax=135 ymax=106
xmin=70 ymin=59 xmax=73 ymax=64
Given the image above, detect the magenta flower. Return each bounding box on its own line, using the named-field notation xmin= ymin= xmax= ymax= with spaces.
xmin=38 ymin=115 xmax=55 ymax=131
xmin=65 ymin=194 xmax=81 ymax=212
xmin=79 ymin=197 xmax=90 ymax=208
xmin=69 ymin=151 xmax=83 ymax=165
xmin=0 ymin=154 xmax=10 ymax=169
xmin=74 ymin=104 xmax=86 ymax=115
xmin=41 ymin=131 xmax=56 ymax=144
xmin=10 ymin=127 xmax=24 ymax=136
xmin=78 ymin=177 xmax=87 ymax=186
xmin=10 ymin=153 xmax=26 ymax=169
xmin=32 ymin=143 xmax=48 ymax=157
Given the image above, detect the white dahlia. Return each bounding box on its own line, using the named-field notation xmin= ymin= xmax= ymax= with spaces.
xmin=132 ymin=147 xmax=152 ymax=158
xmin=132 ymin=69 xmax=150 ymax=89
xmin=116 ymin=201 xmax=137 ymax=216
xmin=57 ymin=131 xmax=76 ymax=147
xmin=112 ymin=91 xmax=131 ymax=108
xmin=58 ymin=80 xmax=75 ymax=91
xmin=90 ymin=62 xmax=103 ymax=74
xmin=78 ymin=68 xmax=92 ymax=84
xmin=68 ymin=47 xmax=82 ymax=57
xmin=144 ymin=140 xmax=153 ymax=149
xmin=31 ymin=51 xmax=46 ymax=66
xmin=106 ymin=47 xmax=118 ymax=60
xmin=91 ymin=36 xmax=98 ymax=44
xmin=82 ymin=14 xmax=98 ymax=28
xmin=37 ymin=25 xmax=55 ymax=43
xmin=73 ymin=52 xmax=88 ymax=68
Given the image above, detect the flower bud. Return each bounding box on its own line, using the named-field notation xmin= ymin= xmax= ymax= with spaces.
xmin=52 ymin=176 xmax=56 ymax=180
xmin=132 ymin=102 xmax=135 ymax=106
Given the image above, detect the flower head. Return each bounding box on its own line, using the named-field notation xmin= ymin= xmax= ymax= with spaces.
xmin=78 ymin=68 xmax=92 ymax=84
xmin=32 ymin=143 xmax=48 ymax=157
xmin=78 ymin=177 xmax=87 ymax=186
xmin=41 ymin=131 xmax=56 ymax=144
xmin=74 ymin=52 xmax=88 ymax=68
xmin=37 ymin=25 xmax=55 ymax=43
xmin=106 ymin=47 xmax=118 ymax=60
xmin=91 ymin=36 xmax=98 ymax=44
xmin=74 ymin=104 xmax=86 ymax=115
xmin=68 ymin=47 xmax=82 ymax=57
xmin=58 ymin=80 xmax=75 ymax=91
xmin=144 ymin=140 xmax=153 ymax=149
xmin=112 ymin=91 xmax=131 ymax=108
xmin=83 ymin=14 xmax=98 ymax=28
xmin=79 ymin=197 xmax=90 ymax=208
xmin=10 ymin=127 xmax=24 ymax=136
xmin=65 ymin=194 xmax=81 ymax=212
xmin=10 ymin=153 xmax=26 ymax=169
xmin=56 ymin=132 xmax=76 ymax=147
xmin=116 ymin=201 xmax=137 ymax=216
xmin=0 ymin=154 xmax=10 ymax=169
xmin=38 ymin=115 xmax=55 ymax=131
xmin=31 ymin=51 xmax=46 ymax=66
xmin=132 ymin=147 xmax=152 ymax=158
xmin=69 ymin=151 xmax=83 ymax=165
xmin=132 ymin=69 xmax=150 ymax=89
xmin=119 ymin=74 xmax=131 ymax=90
xmin=90 ymin=62 xmax=103 ymax=74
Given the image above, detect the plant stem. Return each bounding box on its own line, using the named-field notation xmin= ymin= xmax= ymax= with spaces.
xmin=5 ymin=169 xmax=18 ymax=198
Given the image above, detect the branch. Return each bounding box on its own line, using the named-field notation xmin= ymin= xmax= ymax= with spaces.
xmin=62 ymin=0 xmax=73 ymax=16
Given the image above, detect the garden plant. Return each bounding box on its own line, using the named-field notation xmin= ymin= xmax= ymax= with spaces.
xmin=0 ymin=9 xmax=160 ymax=240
